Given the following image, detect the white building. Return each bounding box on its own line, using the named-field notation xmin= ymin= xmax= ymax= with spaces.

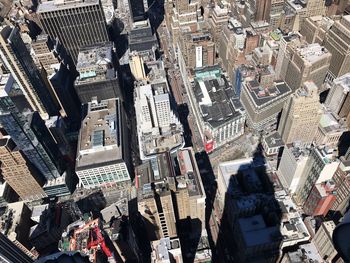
xmin=278 ymin=144 xmax=310 ymax=193
xmin=134 ymin=80 xmax=184 ymax=160
xmin=75 ymin=98 xmax=131 ymax=189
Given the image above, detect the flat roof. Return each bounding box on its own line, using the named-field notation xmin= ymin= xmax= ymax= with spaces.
xmin=38 ymin=0 xmax=100 ymax=13
xmin=193 ymin=71 xmax=243 ymax=128
xmin=245 ymin=79 xmax=292 ymax=107
xmin=76 ymin=98 xmax=124 ymax=170
xmin=264 ymin=131 xmax=284 ymax=148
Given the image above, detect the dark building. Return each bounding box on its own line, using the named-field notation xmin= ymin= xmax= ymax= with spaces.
xmin=37 ymin=0 xmax=109 ymax=63
xmin=0 ymin=75 xmax=64 ymax=180
xmin=74 ymin=43 xmax=121 ymax=103
xmin=0 ymin=26 xmax=60 ymax=118
xmin=128 ymin=0 xmax=147 ymax=22
xmin=129 ymin=19 xmax=158 ymax=61
xmin=0 ymin=232 xmax=34 ymax=263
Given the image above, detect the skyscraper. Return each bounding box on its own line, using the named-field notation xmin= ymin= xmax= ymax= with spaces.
xmin=324 ymin=15 xmax=350 ymax=81
xmin=0 ymin=232 xmax=34 ymax=263
xmin=74 ymin=42 xmax=121 ymax=103
xmin=278 ymin=82 xmax=322 ymax=145
xmin=0 ymin=74 xmax=64 ymax=180
xmin=325 ymin=73 xmax=350 ymax=118
xmin=0 ymin=137 xmax=47 ymax=201
xmin=0 ymin=26 xmax=60 ymax=119
xmin=38 ymin=0 xmax=109 ymax=63
xmin=283 ymin=43 xmax=331 ymax=91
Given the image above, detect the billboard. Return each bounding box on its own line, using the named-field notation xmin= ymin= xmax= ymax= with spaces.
xmin=196 ymin=46 xmax=203 ymax=68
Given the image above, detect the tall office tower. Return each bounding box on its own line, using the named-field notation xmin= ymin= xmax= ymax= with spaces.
xmin=268 ymin=0 xmax=285 ymax=29
xmin=76 ymin=98 xmax=131 ymax=189
xmin=178 ymin=30 xmax=215 ymax=69
xmin=275 ymin=33 xmax=304 ymax=81
xmin=283 ymin=43 xmax=331 ymax=91
xmin=325 ymin=73 xmax=350 ymax=119
xmin=331 ymin=158 xmax=350 ymax=215
xmin=278 ymin=144 xmax=310 ymax=193
xmin=129 ymin=53 xmax=146 ymax=81
xmin=175 ymin=148 xmax=206 ymax=227
xmin=129 ymin=20 xmax=158 ymax=62
xmin=0 ymin=26 xmax=60 ymax=119
xmin=255 ymin=0 xmax=272 ymax=22
xmin=240 ymin=67 xmax=293 ymax=132
xmin=286 ymin=0 xmax=326 ymax=31
xmin=0 ymin=232 xmax=34 ymax=263
xmin=313 ymin=221 xmax=339 ymax=262
xmin=295 ymin=146 xmax=339 ymax=206
xmin=31 ymin=34 xmax=60 ymax=75
xmin=38 ymin=0 xmax=109 ymax=63
xmin=278 ymin=82 xmax=322 ymax=146
xmin=208 ymin=3 xmax=229 ymax=48
xmin=171 ymin=0 xmax=200 ymax=46
xmin=134 ymin=80 xmax=183 ymax=160
xmin=0 ymin=137 xmax=47 ymax=201
xmin=0 ymin=74 xmax=64 ymax=180
xmin=138 ymin=179 xmax=177 ymax=240
xmin=300 ymin=16 xmax=334 ymax=44
xmin=74 ymin=42 xmax=120 ymax=103
xmin=128 ymin=0 xmax=147 ymax=22
xmin=324 ymin=15 xmax=350 ymax=81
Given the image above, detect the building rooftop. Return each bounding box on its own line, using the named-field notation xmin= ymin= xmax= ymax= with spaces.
xmin=38 ymin=0 xmax=100 ymax=13
xmin=286 ymin=242 xmax=323 ymax=262
xmin=193 ymin=68 xmax=244 ymax=128
xmin=263 ymin=131 xmax=284 ymax=149
xmin=76 ymin=98 xmax=124 ymax=170
xmin=0 ymin=202 xmax=28 ymax=241
xmin=75 ymin=42 xmax=115 ymax=84
xmin=319 ymin=112 xmax=348 ymax=133
xmin=285 ymin=143 xmax=311 ymax=161
xmin=297 ymin=43 xmax=330 ymax=64
xmin=176 ymin=148 xmax=204 ymax=197
xmin=239 ymin=215 xmax=280 ymax=247
xmin=245 ymin=79 xmax=292 ymax=107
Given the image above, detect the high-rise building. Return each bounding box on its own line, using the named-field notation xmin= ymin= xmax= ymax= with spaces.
xmin=0 ymin=232 xmax=34 ymax=263
xmin=325 ymin=73 xmax=350 ymax=119
xmin=76 ymin=98 xmax=131 ymax=189
xmin=240 ymin=67 xmax=292 ymax=132
xmin=134 ymin=79 xmax=184 ymax=160
xmin=170 ymin=0 xmax=200 ymax=46
xmin=38 ymin=0 xmax=109 ymax=63
xmin=303 ymin=181 xmax=336 ymax=216
xmin=314 ymin=111 xmax=348 ymax=148
xmin=324 ymin=15 xmax=350 ymax=80
xmin=278 ymin=82 xmax=322 ymax=145
xmin=188 ymin=67 xmax=245 ymax=152
xmin=208 ymin=3 xmax=229 ymax=48
xmin=282 ymin=43 xmax=331 ymax=91
xmin=178 ymin=30 xmax=215 ymax=69
xmin=331 ymin=157 xmax=350 ymax=214
xmin=0 ymin=137 xmax=47 ymax=201
xmin=0 ymin=74 xmax=64 ymax=180
xmin=295 ymin=146 xmax=339 ymax=205
xmin=300 ymin=16 xmax=334 ymax=44
xmin=128 ymin=0 xmax=147 ymax=22
xmin=0 ymin=26 xmax=60 ymax=119
xmin=313 ymin=221 xmax=339 ymax=262
xmin=278 ymin=144 xmax=310 ymax=194
xmin=74 ymin=42 xmax=121 ymax=103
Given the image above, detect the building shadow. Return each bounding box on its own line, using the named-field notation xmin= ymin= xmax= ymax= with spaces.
xmin=177 ymin=218 xmax=202 ymax=263
xmin=337 ymin=131 xmax=350 ymax=157
xmin=213 ymin=143 xmax=283 ymax=262
xmin=147 ymin=0 xmax=165 ymax=33
xmin=177 ymin=103 xmax=193 ymax=147
xmin=195 ymin=151 xmax=217 ymax=256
